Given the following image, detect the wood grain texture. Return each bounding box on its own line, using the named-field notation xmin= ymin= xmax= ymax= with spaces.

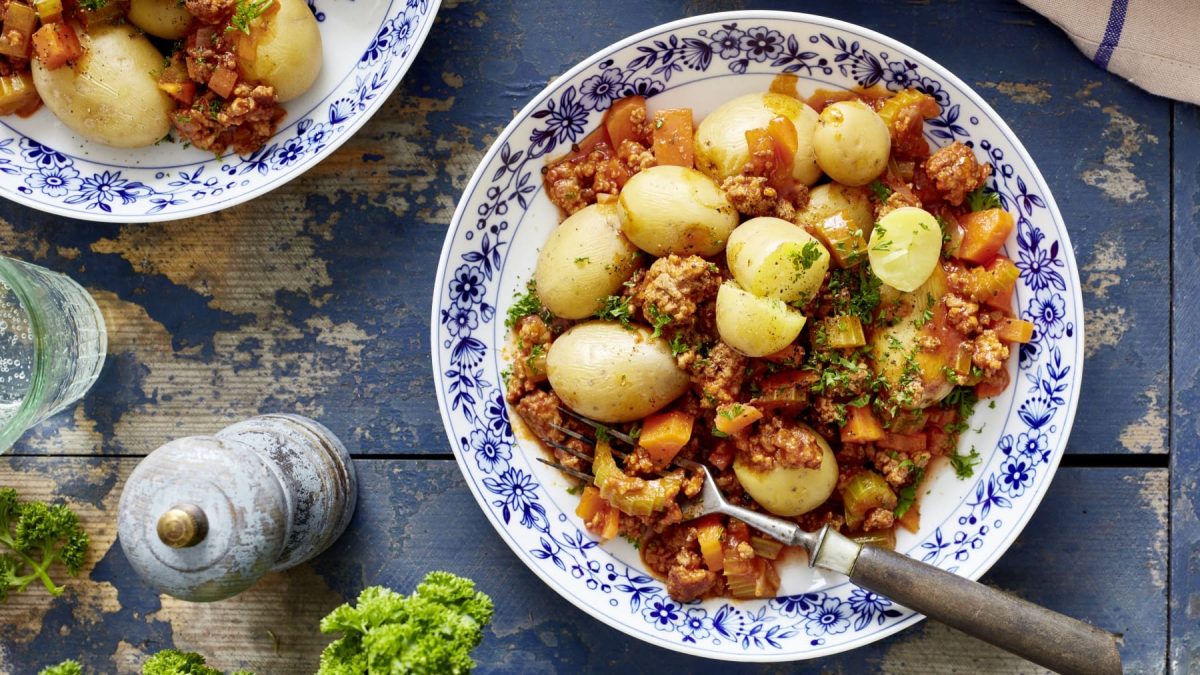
xmin=0 ymin=458 xmax=1166 ymax=674
xmin=1171 ymin=101 xmax=1200 ymax=675
xmin=0 ymin=0 xmax=1167 ymax=458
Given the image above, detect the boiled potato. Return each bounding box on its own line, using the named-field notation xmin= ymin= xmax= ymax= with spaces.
xmin=734 ymin=426 xmax=838 ymax=516
xmin=871 ymin=263 xmax=961 ymax=409
xmin=868 ymin=206 xmax=942 ymax=292
xmin=32 ymin=23 xmax=172 ymax=148
xmin=812 ymin=100 xmax=891 ymax=186
xmin=694 ymin=92 xmax=821 ymax=186
xmin=535 ymin=204 xmax=639 ymax=319
xmin=795 ymin=182 xmax=874 ymax=234
xmin=715 ymin=281 xmax=806 ymax=357
xmin=726 ymin=217 xmax=830 ymax=304
xmin=128 ymin=0 xmax=192 ymax=39
xmin=617 ymin=165 xmax=738 ymax=257
xmin=546 ymin=322 xmax=689 ymax=423
xmin=237 ymin=0 xmax=323 ymax=102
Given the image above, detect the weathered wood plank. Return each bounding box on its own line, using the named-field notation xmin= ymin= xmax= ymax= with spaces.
xmin=0 ymin=0 xmax=1166 ymax=458
xmin=0 ymin=458 xmax=1166 ymax=673
xmin=1171 ymin=101 xmax=1200 ymax=675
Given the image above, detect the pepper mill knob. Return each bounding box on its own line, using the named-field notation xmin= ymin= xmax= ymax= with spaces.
xmin=118 ymin=414 xmax=356 ymax=602
xmin=157 ymin=504 xmax=208 ymax=549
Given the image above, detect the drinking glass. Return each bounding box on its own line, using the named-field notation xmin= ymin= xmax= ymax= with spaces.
xmin=0 ymin=257 xmax=106 ymax=451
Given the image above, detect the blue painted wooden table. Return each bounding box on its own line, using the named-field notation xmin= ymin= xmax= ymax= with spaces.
xmin=0 ymin=0 xmax=1190 ymax=672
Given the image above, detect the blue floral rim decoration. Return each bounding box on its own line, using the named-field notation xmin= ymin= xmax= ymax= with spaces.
xmin=433 ymin=11 xmax=1084 ymax=661
xmin=0 ymin=0 xmax=439 ymax=222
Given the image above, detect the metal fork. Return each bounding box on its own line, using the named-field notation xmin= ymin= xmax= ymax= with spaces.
xmin=535 ymin=408 xmax=1121 ymax=675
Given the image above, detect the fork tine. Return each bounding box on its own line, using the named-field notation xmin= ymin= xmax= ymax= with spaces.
xmin=557 ymin=406 xmax=637 ymax=446
xmin=535 ymin=457 xmax=595 ymax=483
xmin=544 ymin=438 xmax=595 ymax=464
xmin=549 ymin=423 xmax=595 ymax=446
xmin=547 ymin=423 xmax=631 ymax=461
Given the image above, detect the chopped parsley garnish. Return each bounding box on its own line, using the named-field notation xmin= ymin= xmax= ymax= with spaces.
xmin=228 ymin=0 xmax=275 ymax=34
xmin=566 ymin=484 xmax=584 ymax=496
xmin=894 ymin=466 xmax=925 ymax=519
xmin=828 ymin=267 xmax=882 ymax=325
xmin=943 ymin=386 xmax=979 ymax=434
xmin=595 ymin=294 xmax=635 ymax=328
xmin=914 ymin=294 xmax=935 ymax=328
xmin=647 ymin=303 xmax=672 ymax=338
xmin=790 ymin=240 xmax=823 ymax=277
xmin=966 ymin=185 xmax=1002 ymax=212
xmin=669 ymin=333 xmax=689 ymax=357
xmin=949 ymin=446 xmax=981 ymax=479
xmin=79 ymin=0 xmax=109 ymax=9
xmin=869 ymin=179 xmax=893 ymax=202
xmin=505 ymin=279 xmax=551 ymax=329
xmin=711 ymin=427 xmax=730 ymax=439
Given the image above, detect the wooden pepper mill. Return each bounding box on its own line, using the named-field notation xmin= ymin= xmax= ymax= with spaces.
xmin=117 ymin=414 xmax=357 ymax=602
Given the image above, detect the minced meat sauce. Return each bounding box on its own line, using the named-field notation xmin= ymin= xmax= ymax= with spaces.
xmin=509 ymin=88 xmax=1021 ymax=602
xmin=168 ymin=13 xmax=286 ymax=154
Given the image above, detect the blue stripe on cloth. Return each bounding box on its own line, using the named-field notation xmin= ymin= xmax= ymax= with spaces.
xmin=1093 ymin=0 xmax=1129 ymax=69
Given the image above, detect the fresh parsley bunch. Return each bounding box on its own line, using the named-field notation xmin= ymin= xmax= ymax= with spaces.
xmin=0 ymin=487 xmax=89 ymax=601
xmin=318 ymin=571 xmax=494 ymax=675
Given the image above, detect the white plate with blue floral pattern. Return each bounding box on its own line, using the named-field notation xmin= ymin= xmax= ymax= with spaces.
xmin=433 ymin=11 xmax=1082 ymax=661
xmin=0 ymin=0 xmax=438 ymax=222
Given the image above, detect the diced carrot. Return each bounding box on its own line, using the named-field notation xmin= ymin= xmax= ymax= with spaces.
xmin=967 ymin=256 xmax=1020 ymax=311
xmin=841 ymin=405 xmax=885 ymax=443
xmin=996 ymin=317 xmax=1035 ymax=344
xmin=876 ymin=432 xmax=928 ymax=454
xmin=31 ymin=22 xmax=81 ymax=70
xmin=604 ymin=95 xmax=647 ymax=149
xmin=714 ymin=403 xmax=763 ymax=435
xmin=576 ymin=486 xmax=620 ymax=541
xmin=575 ymin=485 xmax=606 ymax=521
xmin=651 ymin=108 xmax=694 ymax=167
xmin=975 ymin=367 xmax=1010 ymax=399
xmin=208 ymin=66 xmax=239 ymax=99
xmin=694 ymin=514 xmax=724 ymax=571
xmin=159 ymin=80 xmax=197 ymax=106
xmin=745 ymin=116 xmax=804 ymax=203
xmin=957 ymin=208 xmax=1015 ymax=265
xmin=639 ymin=410 xmax=694 ymax=465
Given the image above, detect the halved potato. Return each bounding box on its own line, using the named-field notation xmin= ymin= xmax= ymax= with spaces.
xmin=715 ymin=281 xmax=807 ymax=357
xmin=726 ymin=216 xmax=830 ymax=304
xmin=694 ymin=92 xmax=821 ymax=186
xmin=734 ymin=426 xmax=838 ymax=516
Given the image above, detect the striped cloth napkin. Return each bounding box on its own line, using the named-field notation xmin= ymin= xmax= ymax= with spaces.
xmin=1021 ymin=0 xmax=1200 ymax=105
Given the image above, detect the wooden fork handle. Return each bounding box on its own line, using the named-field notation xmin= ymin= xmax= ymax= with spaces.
xmin=850 ymin=545 xmax=1122 ymax=675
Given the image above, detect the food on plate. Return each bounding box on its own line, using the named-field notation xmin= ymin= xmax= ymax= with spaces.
xmin=545 ymin=322 xmax=690 ymax=423
xmin=0 ymin=0 xmax=324 ymax=153
xmin=506 ymin=87 xmax=1031 ymax=602
xmin=617 ymin=165 xmax=738 ymax=257
xmin=534 ymin=203 xmax=640 ymax=319
xmin=31 ymin=23 xmax=173 ymax=148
